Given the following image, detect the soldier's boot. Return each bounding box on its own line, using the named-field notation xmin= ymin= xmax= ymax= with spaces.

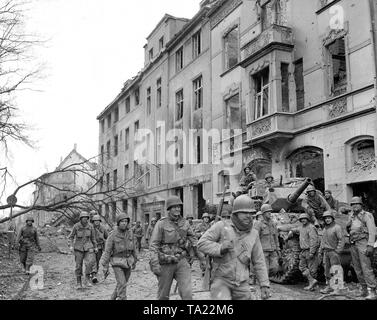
xmin=75 ymin=276 xmax=83 ymax=290
xmin=320 ymin=283 xmax=334 ymax=294
xmin=365 ymin=288 xmax=377 ymax=300
xmin=83 ymin=275 xmax=93 ymax=288
xmin=304 ymin=275 xmax=318 ymax=291
xmin=356 ymin=285 xmax=368 ymax=297
xmin=91 ymin=272 xmax=98 ymax=284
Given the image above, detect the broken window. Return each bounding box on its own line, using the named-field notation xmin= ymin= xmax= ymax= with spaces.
xmin=157 ymin=78 xmax=162 ymax=108
xmin=328 ymin=37 xmax=347 ymax=96
xmin=281 ymin=63 xmax=289 ymax=112
xmin=176 ymin=47 xmax=184 ymax=72
xmin=224 ymin=26 xmax=239 ymax=70
xmin=125 ymin=128 xmax=129 ymax=151
xmin=114 ymin=135 xmax=119 ymax=157
xmin=294 ymin=58 xmax=305 ymax=111
xmin=218 ymin=170 xmax=230 ymax=193
xmin=192 ymin=30 xmax=202 ymax=59
xmin=352 ymin=140 xmax=375 ymax=165
xmin=197 ymin=135 xmax=202 ymax=164
xmin=253 ymin=67 xmax=270 ymax=119
xmin=193 ymin=76 xmax=203 ymax=110
xmin=125 ymin=96 xmax=131 ymax=114
xmin=134 ymin=87 xmax=140 ymax=105
xmin=176 ymin=90 xmax=184 ymax=121
xmin=122 ymin=199 xmax=128 ymax=213
xmin=147 ymin=87 xmax=151 ymax=115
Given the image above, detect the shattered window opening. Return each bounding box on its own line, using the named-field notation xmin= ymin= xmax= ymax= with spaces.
xmin=253 ymin=67 xmax=270 ymax=120
xmin=224 ymin=26 xmax=239 ymax=70
xmin=327 ymin=37 xmax=347 ymax=96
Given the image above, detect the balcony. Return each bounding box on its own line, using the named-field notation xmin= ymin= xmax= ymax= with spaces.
xmin=240 ymin=24 xmax=294 ymax=67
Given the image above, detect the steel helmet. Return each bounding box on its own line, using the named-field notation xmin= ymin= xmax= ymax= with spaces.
xmin=92 ymin=215 xmax=101 ymax=222
xmin=261 ymin=204 xmax=273 ymax=214
xmin=202 ymin=212 xmax=210 ymax=219
xmin=151 ymin=217 xmax=157 ymax=222
xmin=350 ymin=196 xmax=363 ymax=205
xmin=322 ymin=210 xmax=334 ymax=219
xmin=306 ymin=185 xmax=316 ymax=193
xmin=186 ymin=214 xmax=194 ymax=219
xmin=243 ymin=165 xmax=252 ymax=174
xmin=256 ymin=211 xmax=263 ymax=217
xmin=299 ymin=213 xmax=310 ymax=221
xmin=166 ymin=196 xmax=183 ymax=210
xmin=25 ymin=215 xmax=34 ymax=222
xmin=265 ymin=173 xmax=273 ymax=180
xmin=79 ymin=212 xmax=90 ymax=219
xmin=116 ymin=213 xmax=130 ymax=225
xmin=221 ymin=204 xmax=232 ymax=217
xmin=232 ymin=195 xmax=257 ymax=214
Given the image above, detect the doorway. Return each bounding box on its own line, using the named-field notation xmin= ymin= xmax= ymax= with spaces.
xmin=351 ymin=181 xmax=377 ymax=223
xmin=194 ymin=183 xmax=206 ymax=219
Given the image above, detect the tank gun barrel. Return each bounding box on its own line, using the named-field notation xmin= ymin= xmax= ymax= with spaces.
xmin=287 ymin=178 xmax=312 ymax=204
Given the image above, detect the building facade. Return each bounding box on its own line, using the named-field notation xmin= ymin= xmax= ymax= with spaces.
xmin=97 ymin=0 xmax=377 ymax=224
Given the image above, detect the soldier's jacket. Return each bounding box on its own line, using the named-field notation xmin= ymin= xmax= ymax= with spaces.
xmin=68 ymin=222 xmax=97 ymax=252
xmin=133 ymin=225 xmax=144 ymax=239
xmin=293 ymin=224 xmax=319 ymax=255
xmin=320 ymin=222 xmax=344 ymax=253
xmin=195 ymin=222 xmax=211 ymax=239
xmin=93 ymin=224 xmax=109 ymax=249
xmin=197 ymin=220 xmax=270 ymax=287
xmin=347 ymin=210 xmax=376 ymax=246
xmin=302 ymin=192 xmax=331 ymax=220
xmin=16 ymin=226 xmax=40 ymax=250
xmin=253 ymin=218 xmax=279 ymax=252
xmin=150 ymin=217 xmax=198 ymax=263
xmin=101 ymin=227 xmax=137 ymax=269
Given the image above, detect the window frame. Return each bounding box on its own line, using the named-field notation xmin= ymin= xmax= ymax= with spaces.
xmin=193 ymin=76 xmax=203 ymax=110
xmin=125 ymin=128 xmax=130 ymax=151
xmin=156 ymin=78 xmax=162 ymax=108
xmin=175 ymin=46 xmax=184 ymax=72
xmin=253 ymin=67 xmax=270 ymax=120
xmin=125 ymin=96 xmax=131 ymax=114
xmin=114 ymin=134 xmax=119 ymax=157
xmin=223 ymin=25 xmax=240 ymax=71
xmin=146 ymin=87 xmax=151 ymax=115
xmin=159 ymin=36 xmax=164 ymax=51
xmin=175 ymin=89 xmax=184 ymax=121
xmin=192 ymin=29 xmax=202 ymax=59
xmin=134 ymin=87 xmax=140 ymax=105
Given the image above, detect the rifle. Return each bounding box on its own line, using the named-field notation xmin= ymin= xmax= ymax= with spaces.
xmin=202 ymin=184 xmax=229 ymax=290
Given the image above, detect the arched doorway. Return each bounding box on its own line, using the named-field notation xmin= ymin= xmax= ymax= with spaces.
xmin=247 ymin=158 xmax=272 ymax=180
xmin=286 ymin=147 xmax=325 ymax=193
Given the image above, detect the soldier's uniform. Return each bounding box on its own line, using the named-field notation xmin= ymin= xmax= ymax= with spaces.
xmin=239 ymin=166 xmax=257 ymax=194
xmin=197 ymin=195 xmax=270 ymax=300
xmin=68 ymin=212 xmax=97 ymax=288
xmin=145 ymin=218 xmax=157 ymax=246
xmin=16 ymin=216 xmax=41 ymax=273
xmin=101 ymin=213 xmax=137 ymax=300
xmin=253 ymin=204 xmax=280 ymax=276
xmin=347 ymin=197 xmax=377 ymax=299
xmin=302 ymin=186 xmax=331 ymax=223
xmin=133 ymin=222 xmax=144 ymax=252
xmin=149 ymin=196 xmax=197 ymax=300
xmin=91 ymin=215 xmax=109 ymax=282
xmin=194 ymin=212 xmax=212 ymax=273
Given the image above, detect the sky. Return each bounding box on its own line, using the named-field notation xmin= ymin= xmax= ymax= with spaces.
xmin=0 ymin=0 xmax=199 ymax=212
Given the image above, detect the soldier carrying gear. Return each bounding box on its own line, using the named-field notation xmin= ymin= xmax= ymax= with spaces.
xmin=133 ymin=221 xmax=144 ymax=253
xmin=146 ymin=218 xmax=157 ymax=246
xmin=90 ymin=215 xmax=109 ymax=284
xmin=302 ymin=185 xmax=331 ymax=225
xmin=319 ymin=210 xmax=345 ymax=294
xmin=254 ymin=204 xmax=280 ymax=278
xmin=193 ymin=212 xmax=212 ymax=274
xmin=68 ymin=211 xmax=98 ymax=289
xmin=15 ymin=216 xmax=41 ymax=274
xmin=239 ymin=165 xmax=257 ymax=194
xmin=101 ymin=213 xmax=137 ymax=300
xmin=346 ymin=196 xmax=377 ymax=300
xmin=291 ymin=213 xmax=320 ymax=291
xmin=198 ymin=195 xmax=271 ymax=300
xmin=149 ymin=196 xmax=198 ymax=300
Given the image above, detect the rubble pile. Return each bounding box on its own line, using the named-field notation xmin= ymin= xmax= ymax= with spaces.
xmin=349 ymin=159 xmax=377 ymax=173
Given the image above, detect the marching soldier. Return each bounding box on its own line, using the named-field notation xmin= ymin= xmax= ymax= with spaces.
xmin=254 ymin=204 xmax=280 ymax=277
xmin=101 ymin=213 xmax=137 ymax=300
xmin=346 ymin=196 xmax=376 ymax=300
xmin=90 ymin=215 xmax=109 ymax=284
xmin=149 ymin=196 xmax=198 ymax=300
xmin=319 ymin=210 xmax=345 ymax=294
xmin=15 ymin=216 xmax=41 ymax=274
xmin=197 ymin=195 xmax=271 ymax=300
xmin=68 ymin=211 xmax=97 ymax=289
xmin=133 ymin=221 xmax=144 ymax=253
xmin=145 ymin=218 xmax=157 ymax=247
xmin=302 ymin=185 xmax=331 ymax=225
xmin=324 ymin=190 xmax=340 ymax=212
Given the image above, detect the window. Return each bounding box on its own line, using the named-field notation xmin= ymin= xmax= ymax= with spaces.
xmin=146 ymin=170 xmax=151 ymax=187
xmin=328 ymin=37 xmax=347 ymax=96
xmin=193 ymin=76 xmax=203 ymax=110
xmin=149 ymin=48 xmax=154 ymax=61
xmin=107 ymin=114 xmax=112 ymax=129
xmin=113 ymin=169 xmax=118 ymax=189
xmin=176 ymin=90 xmax=184 ymax=121
xmin=111 ymin=202 xmax=117 ymax=222
xmin=156 ymin=167 xmax=161 ymax=185
xmin=105 ymin=203 xmax=109 ymax=219
xmin=159 ymin=36 xmax=164 ymax=51
xmin=253 ymin=67 xmax=270 ymax=119
xmin=114 ymin=107 xmax=119 ymax=122
xmin=294 ymin=59 xmax=305 ymax=111
xmin=100 ymin=145 xmax=104 ymax=163
xmin=176 ymin=47 xmax=184 ymax=72
xmin=281 ymin=63 xmax=289 ymax=112
xmin=192 ymin=30 xmax=201 ymax=59
xmin=225 ymin=93 xmax=241 ymax=153
xmin=106 ymin=140 xmax=111 ymax=159
xmin=197 ymin=136 xmax=202 ymax=164
xmin=106 ymin=173 xmax=110 ymax=190
xmin=224 ymin=26 xmax=239 ymax=70
xmin=134 ymin=87 xmax=140 ymax=105
xmin=125 ymin=96 xmax=131 ymax=113
xmin=147 ymin=87 xmax=151 ymax=115
xmin=124 ymin=164 xmax=129 ymax=181
xmin=122 ymin=199 xmax=128 ymax=213
xmin=218 ymin=171 xmax=230 ymax=192
xmin=352 ymin=140 xmax=375 ymax=165
xmin=98 ymin=204 xmax=102 ymax=215
xmin=101 ymin=120 xmax=105 ymax=133
xmin=156 ymin=127 xmax=162 ymax=186
xmin=146 ymin=132 xmax=151 ymax=162
xmin=134 ymin=121 xmax=139 ymax=136
xmin=114 ymin=135 xmax=119 ymax=157
xmin=99 ymin=175 xmax=103 ymax=190
xmin=125 ymin=128 xmax=130 ymax=151
xmin=156 ymin=78 xmax=162 ymax=108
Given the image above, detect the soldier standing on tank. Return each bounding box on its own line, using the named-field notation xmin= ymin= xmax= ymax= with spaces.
xmin=149 ymin=196 xmax=198 ymax=300
xmin=239 ymin=165 xmax=257 ymax=194
xmin=68 ymin=211 xmax=98 ymax=289
xmin=133 ymin=221 xmax=144 ymax=253
xmin=346 ymin=197 xmax=377 ymax=300
xmin=319 ymin=210 xmax=345 ymax=294
xmin=145 ymin=218 xmax=157 ymax=247
xmin=197 ymin=195 xmax=270 ymax=300
xmin=254 ymin=204 xmax=280 ymax=277
xmin=291 ymin=213 xmax=320 ymax=291
xmin=101 ymin=213 xmax=137 ymax=300
xmin=302 ymin=185 xmax=331 ymax=226
xmin=90 ymin=215 xmax=109 ymax=284
xmin=324 ymin=190 xmax=340 ymax=212
xmin=15 ymin=216 xmax=41 ymax=274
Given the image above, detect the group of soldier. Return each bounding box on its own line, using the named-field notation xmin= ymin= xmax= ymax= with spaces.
xmin=11 ymin=167 xmax=377 ymax=300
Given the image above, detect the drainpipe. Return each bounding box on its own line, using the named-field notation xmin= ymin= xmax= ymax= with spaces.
xmin=369 ymin=0 xmax=377 ymax=149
